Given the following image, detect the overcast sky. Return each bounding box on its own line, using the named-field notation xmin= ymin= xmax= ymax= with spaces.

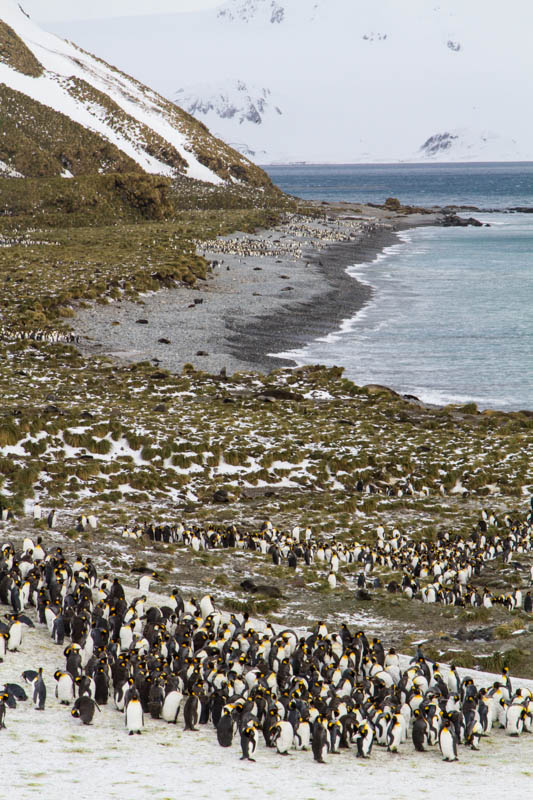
xmin=20 ymin=0 xmax=221 ymax=22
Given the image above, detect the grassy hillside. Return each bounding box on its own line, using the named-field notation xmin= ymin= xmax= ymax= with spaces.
xmin=0 ymin=85 xmax=143 ymax=178
xmin=0 ymin=15 xmax=276 ymax=187
xmin=0 ymin=18 xmax=43 ymax=76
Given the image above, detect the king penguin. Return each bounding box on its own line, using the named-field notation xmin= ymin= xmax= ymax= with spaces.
xmin=240 ymin=723 xmax=258 ymax=761
xmin=272 ymin=720 xmax=293 ymax=755
xmin=72 ymin=696 xmax=99 ymax=725
xmin=33 ymin=668 xmax=46 ymax=711
xmin=216 ymin=706 xmax=234 ymax=747
xmin=356 ymin=722 xmax=374 ymax=758
xmin=125 ymin=689 xmax=144 ymax=735
xmin=161 ymin=689 xmax=183 ymax=724
xmin=439 ymin=718 xmax=458 ymax=761
xmin=312 ymin=716 xmax=329 ymax=763
xmin=54 ymin=671 xmax=74 ymax=705
xmin=183 ymin=691 xmax=201 ymax=731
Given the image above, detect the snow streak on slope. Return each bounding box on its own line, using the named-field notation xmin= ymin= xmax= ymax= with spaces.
xmin=46 ymin=0 xmax=533 ymax=164
xmin=0 ymin=0 xmax=222 ymax=181
xmin=0 ymin=159 xmax=23 ymax=178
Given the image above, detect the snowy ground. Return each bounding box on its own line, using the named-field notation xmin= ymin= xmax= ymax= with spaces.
xmin=3 ymin=585 xmax=533 ymax=800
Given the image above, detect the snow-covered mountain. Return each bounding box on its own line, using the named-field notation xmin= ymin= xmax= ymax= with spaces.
xmin=0 ymin=0 xmax=270 ymax=185
xmin=44 ymin=0 xmax=533 ymax=164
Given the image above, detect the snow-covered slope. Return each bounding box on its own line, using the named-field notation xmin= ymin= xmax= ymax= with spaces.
xmin=45 ymin=0 xmax=533 ymax=164
xmin=0 ymin=0 xmax=271 ymax=185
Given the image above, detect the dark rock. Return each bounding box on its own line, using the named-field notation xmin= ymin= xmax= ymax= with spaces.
xmin=384 ymin=197 xmax=401 ymax=211
xmin=455 ymin=626 xmax=494 ymax=642
xmin=158 ymin=338 xmax=171 ymax=344
xmin=258 ymin=386 xmax=304 ymax=402
xmin=240 ymin=579 xmax=258 ymax=593
xmin=196 ymin=350 xmax=209 ymax=356
xmin=136 ymin=319 xmax=149 ymax=324
xmin=356 ymin=589 xmax=372 ymax=601
xmin=193 ymin=298 xmax=204 ymax=305
xmin=364 ymin=384 xmax=401 ymax=397
xmin=150 ymin=372 xmax=168 ymax=380
xmin=213 ymin=489 xmax=229 ymax=503
xmin=255 ymin=584 xmax=282 ymax=598
xmin=441 ymin=214 xmax=483 ymax=228
xmin=154 ymin=403 xmax=166 ymax=412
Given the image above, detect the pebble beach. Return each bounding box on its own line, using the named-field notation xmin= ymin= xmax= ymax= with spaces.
xmin=74 ymin=204 xmax=442 ymax=377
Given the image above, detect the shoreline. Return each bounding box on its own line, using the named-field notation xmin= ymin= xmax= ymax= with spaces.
xmin=226 ymin=223 xmax=407 ymax=373
xmin=74 ymin=204 xmax=440 ymax=378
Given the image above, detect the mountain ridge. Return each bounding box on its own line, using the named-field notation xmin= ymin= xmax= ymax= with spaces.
xmin=0 ymin=1 xmax=272 ymax=186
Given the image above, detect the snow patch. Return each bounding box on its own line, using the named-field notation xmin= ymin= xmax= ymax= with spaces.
xmin=0 ymin=159 xmax=23 ymax=177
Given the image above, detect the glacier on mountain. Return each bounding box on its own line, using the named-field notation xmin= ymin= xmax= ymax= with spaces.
xmin=176 ymin=81 xmax=281 ymax=126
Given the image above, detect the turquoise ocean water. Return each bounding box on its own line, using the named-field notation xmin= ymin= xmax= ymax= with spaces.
xmin=263 ymin=164 xmax=533 ymax=411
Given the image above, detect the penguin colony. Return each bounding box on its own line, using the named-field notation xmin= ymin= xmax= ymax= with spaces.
xmin=0 ymin=327 xmax=80 ymax=344
xmin=1 ymin=535 xmax=533 ymax=765
xmin=3 ymin=502 xmax=533 ymax=618
xmin=196 ymin=213 xmax=368 ymax=264
xmin=139 ymin=505 xmax=533 ymax=615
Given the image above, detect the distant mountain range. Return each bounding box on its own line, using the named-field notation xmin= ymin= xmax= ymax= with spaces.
xmin=0 ymin=0 xmax=270 ymax=186
xmin=43 ymin=0 xmax=533 ymax=164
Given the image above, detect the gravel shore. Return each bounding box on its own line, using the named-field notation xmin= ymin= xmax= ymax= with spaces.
xmin=74 ymin=204 xmax=442 ymax=376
